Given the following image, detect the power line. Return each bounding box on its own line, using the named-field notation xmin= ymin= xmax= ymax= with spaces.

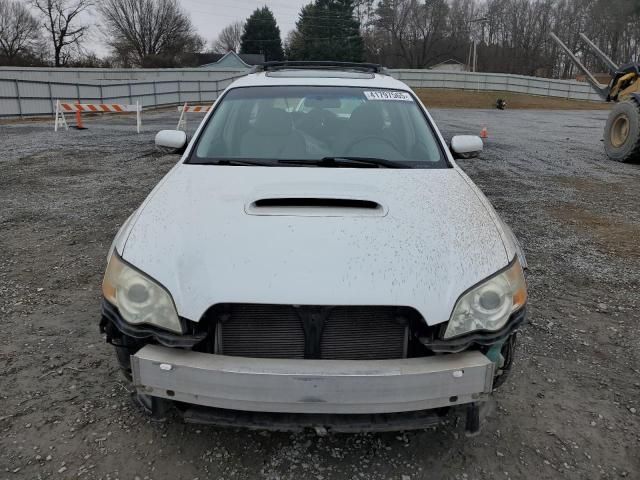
xmin=193 ymin=12 xmax=361 ymax=41
xmin=242 ymin=35 xmax=362 ymax=43
xmin=189 ymin=8 xmax=360 ymax=24
xmin=185 ymin=0 xmax=361 ymax=24
xmin=185 ymin=0 xmax=363 ymax=42
xmin=187 ymin=0 xmax=303 ymax=13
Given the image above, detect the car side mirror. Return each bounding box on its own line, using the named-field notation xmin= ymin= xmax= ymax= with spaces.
xmin=155 ymin=130 xmax=188 ymax=153
xmin=450 ymin=135 xmax=483 ymax=159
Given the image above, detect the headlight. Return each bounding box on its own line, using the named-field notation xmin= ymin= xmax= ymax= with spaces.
xmin=102 ymin=252 xmax=183 ymax=334
xmin=444 ymin=260 xmax=527 ymax=339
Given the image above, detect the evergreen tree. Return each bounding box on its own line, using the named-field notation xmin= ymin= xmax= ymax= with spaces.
xmin=240 ymin=7 xmax=284 ymax=61
xmin=288 ymin=0 xmax=364 ymax=62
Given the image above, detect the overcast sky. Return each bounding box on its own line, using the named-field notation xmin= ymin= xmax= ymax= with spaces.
xmin=72 ymin=0 xmax=311 ymax=56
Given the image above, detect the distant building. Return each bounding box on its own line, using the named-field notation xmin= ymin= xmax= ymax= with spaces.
xmin=429 ymin=59 xmax=467 ymax=72
xmin=197 ymin=51 xmax=265 ymax=70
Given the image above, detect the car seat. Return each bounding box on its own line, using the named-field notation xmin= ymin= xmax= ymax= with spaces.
xmin=240 ymin=107 xmax=307 ymax=158
xmin=341 ymin=103 xmax=401 ymax=158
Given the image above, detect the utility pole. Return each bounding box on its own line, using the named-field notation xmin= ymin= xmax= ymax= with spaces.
xmin=467 ymin=17 xmax=488 ymax=72
xmin=473 ymin=40 xmax=477 ymax=72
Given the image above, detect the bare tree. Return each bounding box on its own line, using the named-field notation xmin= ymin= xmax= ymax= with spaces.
xmin=212 ymin=21 xmax=244 ymax=53
xmin=374 ymin=0 xmax=449 ymax=68
xmin=353 ymin=0 xmax=376 ymax=34
xmin=32 ymin=0 xmax=92 ymax=67
xmin=362 ymin=0 xmax=640 ymax=76
xmin=99 ymin=0 xmax=203 ymax=67
xmin=0 ymin=0 xmax=41 ymax=63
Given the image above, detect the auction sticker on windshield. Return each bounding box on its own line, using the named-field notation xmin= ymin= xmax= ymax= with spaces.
xmin=364 ymin=91 xmax=413 ymax=101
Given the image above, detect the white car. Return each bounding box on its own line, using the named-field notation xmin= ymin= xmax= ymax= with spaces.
xmin=100 ymin=62 xmax=527 ymax=433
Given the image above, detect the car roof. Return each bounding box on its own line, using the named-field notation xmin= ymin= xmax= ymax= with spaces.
xmin=227 ymin=70 xmax=412 ymax=91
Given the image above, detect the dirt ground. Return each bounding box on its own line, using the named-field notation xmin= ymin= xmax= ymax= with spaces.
xmin=1 ymin=109 xmax=639 ymax=480
xmin=414 ymin=89 xmax=611 ymax=110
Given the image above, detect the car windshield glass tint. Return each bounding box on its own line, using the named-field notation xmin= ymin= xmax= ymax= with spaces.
xmin=191 ymin=86 xmax=446 ymax=168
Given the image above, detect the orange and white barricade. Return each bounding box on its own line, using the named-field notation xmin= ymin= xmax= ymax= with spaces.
xmin=177 ymin=102 xmax=212 ymax=131
xmin=54 ymin=100 xmax=142 ymax=133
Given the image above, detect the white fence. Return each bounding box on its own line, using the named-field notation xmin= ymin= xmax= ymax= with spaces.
xmin=0 ymin=66 xmax=247 ymax=83
xmin=392 ymin=70 xmax=604 ymax=101
xmin=0 ymin=67 xmax=604 ymax=118
xmin=0 ymin=75 xmax=244 ymax=117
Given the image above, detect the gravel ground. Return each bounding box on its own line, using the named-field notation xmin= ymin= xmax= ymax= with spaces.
xmin=1 ymin=108 xmax=639 ymax=480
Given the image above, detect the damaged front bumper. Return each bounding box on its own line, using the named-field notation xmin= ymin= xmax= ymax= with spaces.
xmin=420 ymin=308 xmax=527 ymax=353
xmin=132 ymin=345 xmax=494 ymax=416
xmin=102 ymin=300 xmax=524 ymax=432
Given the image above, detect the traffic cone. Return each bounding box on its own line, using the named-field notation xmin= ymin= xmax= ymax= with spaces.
xmin=480 ymin=127 xmax=488 ymax=139
xmin=74 ymin=105 xmax=87 ymax=130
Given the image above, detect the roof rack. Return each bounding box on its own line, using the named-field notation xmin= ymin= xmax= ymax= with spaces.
xmin=252 ymin=61 xmax=389 ymax=75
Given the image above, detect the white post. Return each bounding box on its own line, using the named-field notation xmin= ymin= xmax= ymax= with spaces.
xmin=54 ymin=100 xmax=59 ymax=132
xmin=54 ymin=100 xmax=68 ymax=131
xmin=177 ymin=102 xmax=188 ymax=131
xmin=136 ymin=100 xmax=141 ymax=134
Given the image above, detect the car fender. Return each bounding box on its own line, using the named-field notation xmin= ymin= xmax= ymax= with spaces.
xmin=454 ymin=168 xmax=527 ymax=270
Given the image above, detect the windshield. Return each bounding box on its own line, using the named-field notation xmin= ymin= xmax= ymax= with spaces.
xmin=190 ymin=86 xmax=447 ymax=168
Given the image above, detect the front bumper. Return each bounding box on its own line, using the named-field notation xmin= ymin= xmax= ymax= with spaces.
xmin=132 ymin=345 xmax=494 ymax=415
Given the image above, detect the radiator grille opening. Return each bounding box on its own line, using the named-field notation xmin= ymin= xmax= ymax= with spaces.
xmin=218 ymin=304 xmax=305 ymax=359
xmin=321 ymin=306 xmax=408 ymax=360
xmin=215 ymin=304 xmax=409 ymax=360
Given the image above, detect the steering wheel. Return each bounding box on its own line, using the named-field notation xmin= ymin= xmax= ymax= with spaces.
xmin=344 ymin=136 xmax=402 ymax=157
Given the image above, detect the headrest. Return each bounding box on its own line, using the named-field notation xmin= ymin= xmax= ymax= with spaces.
xmin=254 ymin=107 xmax=293 ymax=136
xmin=348 ymin=103 xmax=385 ymax=134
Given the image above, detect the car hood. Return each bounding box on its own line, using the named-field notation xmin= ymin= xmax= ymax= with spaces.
xmin=121 ymin=165 xmax=509 ymax=326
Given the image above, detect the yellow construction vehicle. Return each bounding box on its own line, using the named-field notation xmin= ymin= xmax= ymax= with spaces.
xmin=551 ymin=32 xmax=640 ymax=162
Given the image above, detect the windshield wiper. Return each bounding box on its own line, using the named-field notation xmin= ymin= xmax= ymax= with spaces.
xmin=278 ymin=157 xmax=412 ymax=169
xmin=193 ymin=158 xmax=276 ymax=166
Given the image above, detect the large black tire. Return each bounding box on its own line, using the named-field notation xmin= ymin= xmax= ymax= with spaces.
xmin=603 ymin=99 xmax=640 ymax=162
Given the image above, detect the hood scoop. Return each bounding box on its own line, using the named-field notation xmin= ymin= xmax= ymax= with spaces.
xmin=246 ymin=197 xmax=387 ymax=217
